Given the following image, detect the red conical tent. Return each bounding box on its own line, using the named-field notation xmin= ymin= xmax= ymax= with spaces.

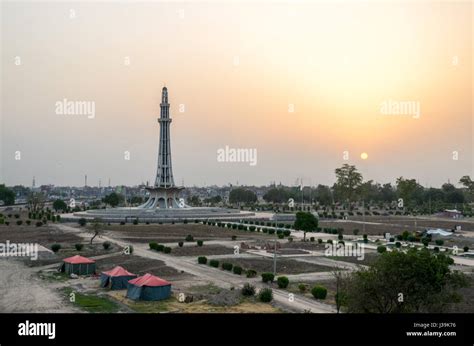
xmin=102 ymin=266 xmax=135 ymax=277
xmin=63 ymin=255 xmax=95 ymax=264
xmin=128 ymin=273 xmax=171 ymax=287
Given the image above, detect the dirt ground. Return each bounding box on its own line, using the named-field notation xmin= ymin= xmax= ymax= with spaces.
xmin=0 ymin=258 xmax=76 ymax=313
xmin=218 ymin=256 xmax=334 ymax=275
xmin=104 ymin=223 xmax=273 ymax=243
xmin=168 ymin=244 xmax=234 ymax=257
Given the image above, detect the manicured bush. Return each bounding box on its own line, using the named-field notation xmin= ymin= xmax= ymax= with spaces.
xmin=246 ymin=269 xmax=257 ymax=278
xmin=389 ymin=237 xmax=395 ymax=242
xmin=277 ymin=276 xmax=289 ymax=288
xmin=433 ymin=247 xmax=440 ymax=253
xmin=298 ymin=283 xmax=307 ymax=292
xmin=222 ymin=262 xmax=233 ymax=271
xmin=120 ymin=221 xmax=125 ymax=225
xmin=268 ymin=229 xmax=275 ymax=235
xmin=327 ymin=239 xmax=333 ymax=244
xmin=258 ymin=288 xmax=273 ymax=302
xmin=278 ymin=234 xmax=284 ymax=239
xmin=464 ymin=246 xmax=469 ymax=252
xmin=241 ymin=283 xmax=256 ymax=296
xmin=149 ymin=242 xmax=158 ymax=250
xmin=377 ymin=245 xmax=387 ymax=254
xmin=311 ymin=285 xmax=327 ymax=299
xmin=185 ymin=235 xmax=194 ymax=242
xmin=233 ymin=266 xmax=243 ymax=275
xmin=209 ymin=259 xmax=219 ymax=268
xmin=395 ymin=242 xmax=402 ymax=248
xmin=231 ymin=235 xmax=237 ymax=241
xmin=5 ymin=221 xmax=9 ymax=226
xmin=164 ymin=247 xmax=172 ymax=254
xmin=51 ymin=244 xmax=61 ymax=253
xmin=178 ymin=241 xmax=184 ymax=247
xmin=310 ymin=237 xmax=315 ymax=242
xmin=16 ymin=220 xmax=23 ymax=226
xmin=75 ymin=243 xmax=84 ymax=251
xmin=156 ymin=244 xmax=165 ymax=252
xmin=317 ymin=238 xmax=323 ymax=244
xmin=197 ymin=240 xmax=204 ymax=247
xmin=133 ymin=219 xmax=138 ymax=225
xmin=35 ymin=221 xmax=43 ymax=227
xmin=26 ymin=220 xmax=31 ymax=225
xmin=103 ymin=241 xmax=111 ymax=250
xmin=197 ymin=256 xmax=207 ymax=264
xmin=261 ymin=272 xmax=275 ymax=283
xmin=78 ymin=218 xmax=87 ymax=226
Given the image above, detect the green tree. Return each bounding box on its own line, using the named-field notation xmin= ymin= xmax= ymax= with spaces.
xmin=229 ymin=188 xmax=257 ymax=204
xmin=53 ymin=199 xmax=68 ymax=212
xmin=88 ymin=218 xmax=104 ymax=244
xmin=293 ymin=211 xmax=318 ymax=241
xmin=334 ymin=164 xmax=363 ymax=202
xmin=102 ymin=192 xmax=124 ymax=207
xmin=0 ymin=185 xmax=15 ymax=205
xmin=343 ymin=249 xmax=468 ymax=313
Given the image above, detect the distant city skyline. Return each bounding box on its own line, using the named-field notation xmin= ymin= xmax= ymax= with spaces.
xmin=1 ymin=1 xmax=472 ymax=188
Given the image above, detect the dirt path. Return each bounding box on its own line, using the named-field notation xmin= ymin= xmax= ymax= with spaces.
xmin=0 ymin=258 xmax=77 ymax=313
xmin=53 ymin=223 xmax=337 ymax=313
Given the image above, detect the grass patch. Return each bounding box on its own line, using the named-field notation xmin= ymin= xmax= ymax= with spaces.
xmin=63 ymin=288 xmax=120 ymax=313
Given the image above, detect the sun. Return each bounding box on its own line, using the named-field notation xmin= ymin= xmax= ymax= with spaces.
xmin=360 ymin=152 xmax=368 ymax=160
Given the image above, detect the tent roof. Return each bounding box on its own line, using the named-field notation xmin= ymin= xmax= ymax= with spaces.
xmin=102 ymin=266 xmax=136 ymax=277
xmin=128 ymin=273 xmax=171 ymax=287
xmin=63 ymin=255 xmax=95 ymax=264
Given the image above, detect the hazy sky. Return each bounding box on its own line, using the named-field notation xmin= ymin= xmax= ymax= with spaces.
xmin=1 ymin=0 xmax=472 ymax=187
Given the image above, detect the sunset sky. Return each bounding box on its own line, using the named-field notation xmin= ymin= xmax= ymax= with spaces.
xmin=1 ymin=0 xmax=472 ymax=187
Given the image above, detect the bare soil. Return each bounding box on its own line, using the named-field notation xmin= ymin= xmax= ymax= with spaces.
xmin=220 ymin=257 xmax=334 ymax=275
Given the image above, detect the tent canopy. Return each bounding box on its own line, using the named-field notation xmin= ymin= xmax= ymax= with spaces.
xmin=63 ymin=255 xmax=95 ymax=264
xmin=102 ymin=266 xmax=136 ymax=277
xmin=128 ymin=273 xmax=171 ymax=287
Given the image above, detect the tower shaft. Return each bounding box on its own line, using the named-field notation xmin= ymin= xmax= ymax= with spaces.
xmin=155 ymin=87 xmax=175 ymax=187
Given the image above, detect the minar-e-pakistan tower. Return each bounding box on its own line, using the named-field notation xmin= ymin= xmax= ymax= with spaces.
xmin=73 ymin=86 xmax=255 ymax=222
xmin=140 ymin=87 xmax=184 ymax=209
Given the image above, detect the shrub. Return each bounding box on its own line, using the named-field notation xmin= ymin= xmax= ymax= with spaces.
xmin=26 ymin=220 xmax=31 ymax=225
xmin=164 ymin=247 xmax=172 ymax=254
xmin=298 ymin=283 xmax=307 ymax=292
xmin=433 ymin=247 xmax=440 ymax=253
xmin=338 ymin=234 xmax=344 ymax=241
xmin=464 ymin=246 xmax=469 ymax=252
xmin=197 ymin=256 xmax=207 ymax=264
xmin=133 ymin=219 xmax=138 ymax=225
xmin=353 ymin=229 xmax=359 ymax=235
xmin=327 ymin=239 xmax=333 ymax=244
xmin=261 ymin=272 xmax=275 ymax=283
xmin=103 ymin=241 xmax=111 ymax=250
xmin=310 ymin=237 xmax=315 ymax=242
xmin=377 ymin=245 xmax=387 ymax=254
xmin=233 ymin=266 xmax=243 ymax=275
xmin=318 ymin=238 xmax=323 ymax=244
xmin=258 ymin=288 xmax=273 ymax=302
xmin=241 ymin=283 xmax=256 ymax=296
xmin=197 ymin=240 xmax=204 ymax=247
xmin=389 ymin=237 xmax=395 ymax=242
xmin=78 ymin=218 xmax=87 ymax=226
xmin=16 ymin=220 xmax=23 ymax=226
xmin=277 ymin=276 xmax=289 ymax=288
xmin=75 ymin=244 xmax=84 ymax=251
xmin=178 ymin=241 xmax=184 ymax=247
xmin=209 ymin=259 xmax=219 ymax=268
xmin=395 ymin=242 xmax=402 ymax=248
xmin=268 ymin=229 xmax=275 ymax=235
xmin=5 ymin=221 xmax=9 ymax=226
xmin=283 ymin=230 xmax=291 ymax=237
xmin=222 ymin=262 xmax=233 ymax=271
xmin=51 ymin=244 xmax=61 ymax=253
xmin=277 ymin=234 xmax=284 ymax=239
xmin=311 ymin=285 xmax=327 ymax=299
xmin=149 ymin=242 xmax=158 ymax=250
xmin=35 ymin=221 xmax=43 ymax=227
xmin=185 ymin=235 xmax=194 ymax=242
xmin=231 ymin=235 xmax=237 ymax=241
xmin=435 ymin=239 xmax=444 ymax=246
xmin=120 ymin=221 xmax=125 ymax=225
xmin=246 ymin=269 xmax=257 ymax=278
xmin=156 ymin=244 xmax=165 ymax=252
